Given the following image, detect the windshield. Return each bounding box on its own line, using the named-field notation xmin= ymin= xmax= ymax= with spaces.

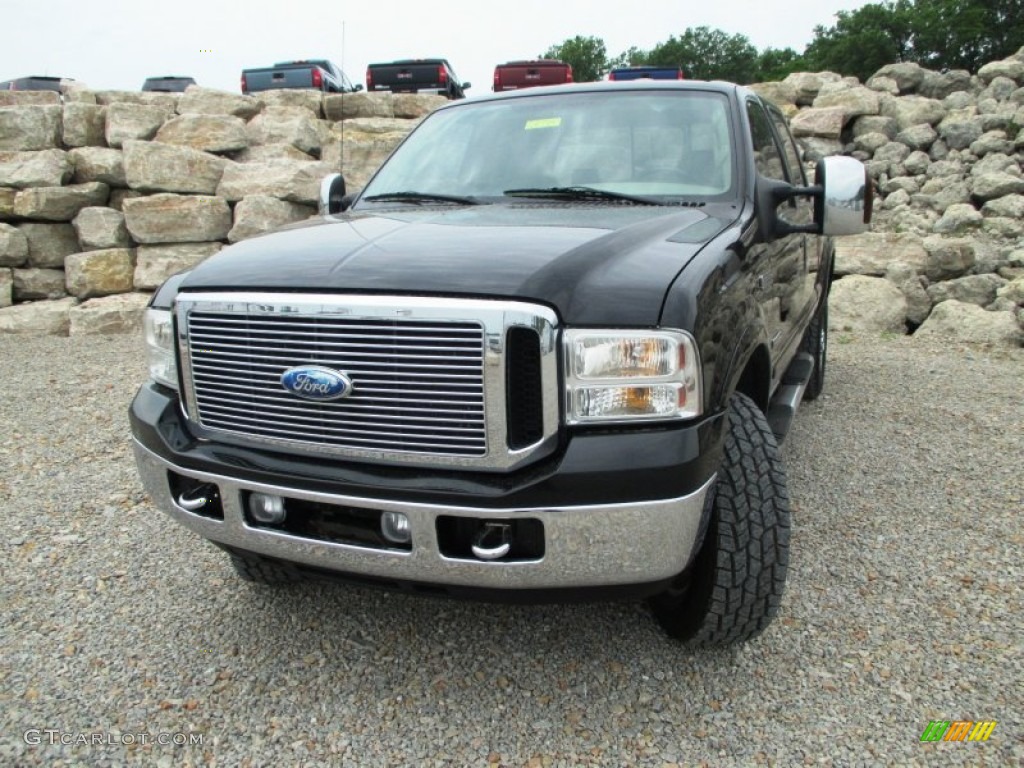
xmin=358 ymin=90 xmax=737 ymax=204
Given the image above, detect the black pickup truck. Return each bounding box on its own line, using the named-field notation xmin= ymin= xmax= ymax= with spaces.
xmin=240 ymin=60 xmax=361 ymax=95
xmin=130 ymin=81 xmax=871 ymax=646
xmin=366 ymin=58 xmax=469 ymax=99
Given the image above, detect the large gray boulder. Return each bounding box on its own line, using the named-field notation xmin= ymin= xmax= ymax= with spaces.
xmin=885 ymin=262 xmax=932 ymax=325
xmin=104 ymin=103 xmax=172 ymax=148
xmin=94 ymin=91 xmax=178 ymax=110
xmin=923 ymin=236 xmax=975 ymax=280
xmin=0 ymin=268 xmax=10 ymax=308
xmin=834 ymin=232 xmax=929 ymax=276
xmin=155 ymin=114 xmax=248 ymax=154
xmin=933 ymin=203 xmax=983 ymax=234
xmin=62 ymin=103 xmax=107 ymax=148
xmin=880 ymin=96 xmax=947 ymax=130
xmin=245 ymin=106 xmax=322 ymax=155
xmin=0 ymin=223 xmax=30 ymax=267
xmin=0 ymin=296 xmax=77 ymax=335
xmin=177 ymin=88 xmax=262 ymax=120
xmin=789 ymin=107 xmax=846 ymax=139
xmin=133 ymin=242 xmax=221 ymax=290
xmin=13 ymin=182 xmax=109 ymax=221
xmin=228 ymin=195 xmax=314 ymax=243
xmin=324 ymin=92 xmax=395 ymax=121
xmin=72 ymin=207 xmax=131 ymax=250
xmin=0 ymin=106 xmax=62 ymax=151
xmin=971 ymin=172 xmax=1024 ymax=202
xmin=255 ymin=89 xmax=323 ymax=115
xmin=829 ymin=275 xmax=908 ymax=335
xmin=0 ymin=150 xmax=73 ymax=188
xmin=64 ymin=248 xmax=135 ymax=299
xmin=782 ymin=72 xmax=843 ymax=106
xmin=216 ymin=160 xmax=333 ymax=205
xmin=68 ymin=292 xmax=152 ymax=335
xmin=927 ymin=274 xmax=1006 ymax=307
xmin=392 ymin=94 xmax=446 ymax=119
xmin=232 ymin=143 xmax=314 ymax=163
xmin=17 ymin=222 xmax=80 ymax=268
xmin=13 ymin=268 xmax=67 ymax=300
xmin=0 ymin=91 xmax=60 ymax=107
xmin=0 ymin=188 xmax=15 ymax=220
xmin=811 ymin=85 xmax=880 ymax=117
xmin=978 ymin=58 xmax=1024 ymax=84
xmin=915 ymin=300 xmax=1022 ymax=346
xmin=918 ymin=70 xmax=975 ymax=100
xmin=122 ymin=193 xmax=231 ymax=244
xmin=981 ymin=194 xmax=1024 ymax=219
xmin=123 ymin=140 xmax=228 ymax=195
xmin=870 ymin=62 xmax=927 ymax=94
xmin=68 ymin=147 xmax=126 ymax=187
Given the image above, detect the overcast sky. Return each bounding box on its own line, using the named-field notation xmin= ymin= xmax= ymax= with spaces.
xmin=4 ymin=0 xmax=872 ymax=94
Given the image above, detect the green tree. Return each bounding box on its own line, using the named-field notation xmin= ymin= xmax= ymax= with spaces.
xmin=608 ymin=46 xmax=651 ymax=70
xmin=803 ymin=1 xmax=914 ymax=81
xmin=909 ymin=0 xmax=1024 ymax=72
xmin=540 ymin=36 xmax=609 ymax=82
xmin=754 ymin=48 xmax=807 ymax=82
xmin=647 ymin=27 xmax=760 ymax=83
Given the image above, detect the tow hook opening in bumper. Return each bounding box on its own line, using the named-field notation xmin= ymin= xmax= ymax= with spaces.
xmin=437 ymin=516 xmax=544 ymax=562
xmin=168 ymin=472 xmax=223 ymax=520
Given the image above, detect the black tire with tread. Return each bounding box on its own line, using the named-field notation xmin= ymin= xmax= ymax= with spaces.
xmin=229 ymin=551 xmax=304 ymax=585
xmin=650 ymin=392 xmax=791 ymax=647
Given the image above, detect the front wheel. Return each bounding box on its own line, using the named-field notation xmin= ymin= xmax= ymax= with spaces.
xmin=649 ymin=392 xmax=791 ymax=647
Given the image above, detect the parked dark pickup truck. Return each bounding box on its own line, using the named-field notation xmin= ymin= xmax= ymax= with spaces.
xmin=366 ymin=58 xmax=469 ymax=99
xmin=142 ymin=76 xmax=197 ymax=93
xmin=240 ymin=60 xmax=361 ymax=95
xmin=493 ymin=60 xmax=573 ymax=91
xmin=610 ymin=66 xmax=685 ymax=80
xmin=131 ymin=81 xmax=871 ymax=646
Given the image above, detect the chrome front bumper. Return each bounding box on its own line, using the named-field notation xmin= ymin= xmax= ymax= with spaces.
xmin=134 ymin=440 xmax=714 ymax=590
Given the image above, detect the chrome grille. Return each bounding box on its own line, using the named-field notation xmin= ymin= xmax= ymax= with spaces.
xmin=176 ymin=293 xmax=561 ymax=470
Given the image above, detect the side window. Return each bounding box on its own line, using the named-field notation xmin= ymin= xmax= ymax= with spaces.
xmin=768 ymin=107 xmax=805 ymax=185
xmin=746 ymin=100 xmax=787 ymax=183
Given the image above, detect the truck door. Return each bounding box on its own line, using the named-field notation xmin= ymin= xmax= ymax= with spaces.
xmin=745 ymin=98 xmax=813 ymax=368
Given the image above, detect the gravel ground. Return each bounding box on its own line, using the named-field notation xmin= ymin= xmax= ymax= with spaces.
xmin=0 ymin=333 xmax=1021 ymax=767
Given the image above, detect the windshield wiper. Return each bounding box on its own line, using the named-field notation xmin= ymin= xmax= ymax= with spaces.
xmin=361 ymin=191 xmax=484 ymax=205
xmin=503 ymin=186 xmax=666 ymax=205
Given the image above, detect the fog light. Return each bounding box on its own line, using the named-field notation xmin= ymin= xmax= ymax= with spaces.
xmin=248 ymin=493 xmax=286 ymax=524
xmin=381 ymin=511 xmax=411 ymax=544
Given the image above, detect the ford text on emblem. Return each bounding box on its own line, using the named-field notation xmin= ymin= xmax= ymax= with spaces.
xmin=280 ymin=366 xmax=353 ymax=401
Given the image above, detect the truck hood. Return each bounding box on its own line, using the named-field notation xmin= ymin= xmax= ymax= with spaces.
xmin=180 ymin=204 xmax=731 ymax=326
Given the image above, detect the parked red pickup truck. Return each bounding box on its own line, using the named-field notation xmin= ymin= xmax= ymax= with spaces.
xmin=493 ymin=60 xmax=573 ymax=91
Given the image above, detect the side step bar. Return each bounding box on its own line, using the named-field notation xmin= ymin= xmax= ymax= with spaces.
xmin=766 ymin=352 xmax=815 ymax=442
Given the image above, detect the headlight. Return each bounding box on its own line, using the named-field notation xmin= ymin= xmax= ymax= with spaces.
xmin=144 ymin=308 xmax=178 ymax=390
xmin=565 ymin=330 xmax=701 ymax=423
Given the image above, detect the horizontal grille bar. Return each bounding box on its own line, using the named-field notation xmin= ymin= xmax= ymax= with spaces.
xmin=186 ymin=310 xmax=487 ymax=457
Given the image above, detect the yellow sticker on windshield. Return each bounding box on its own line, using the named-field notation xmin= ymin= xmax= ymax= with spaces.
xmin=525 ymin=117 xmax=562 ymax=130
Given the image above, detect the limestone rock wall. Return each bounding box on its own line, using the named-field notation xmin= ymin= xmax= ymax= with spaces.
xmin=0 ymin=89 xmax=441 ymax=333
xmin=1 ymin=52 xmax=1022 ymax=344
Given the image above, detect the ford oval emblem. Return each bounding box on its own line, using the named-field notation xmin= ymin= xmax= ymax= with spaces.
xmin=280 ymin=366 xmax=353 ymax=401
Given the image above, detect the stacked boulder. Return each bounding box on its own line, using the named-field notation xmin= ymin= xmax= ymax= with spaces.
xmin=753 ymin=49 xmax=1024 ymax=346
xmin=0 ymin=88 xmax=442 ymax=334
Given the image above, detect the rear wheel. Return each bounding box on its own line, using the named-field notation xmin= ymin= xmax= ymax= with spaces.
xmin=800 ymin=295 xmax=828 ymax=401
xmin=649 ymin=392 xmax=791 ymax=646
